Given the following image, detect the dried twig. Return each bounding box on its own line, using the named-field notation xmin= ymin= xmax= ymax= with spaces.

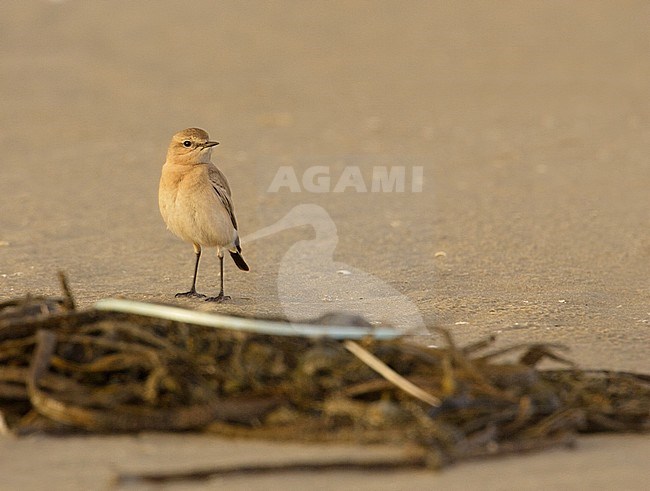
xmin=343 ymin=340 xmax=441 ymax=407
xmin=115 ymin=453 xmax=429 ymax=484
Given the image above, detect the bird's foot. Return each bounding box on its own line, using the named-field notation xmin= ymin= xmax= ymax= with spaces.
xmin=175 ymin=290 xmax=206 ymax=299
xmin=205 ymin=293 xmax=231 ymax=303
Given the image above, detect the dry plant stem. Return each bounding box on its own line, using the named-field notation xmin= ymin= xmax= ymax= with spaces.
xmin=94 ymin=299 xmax=400 ymax=340
xmin=343 ymin=340 xmax=441 ymax=407
xmin=57 ymin=271 xmax=76 ymax=311
xmin=115 ymin=454 xmax=429 ymax=484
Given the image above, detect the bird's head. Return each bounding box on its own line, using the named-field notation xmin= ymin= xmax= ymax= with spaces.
xmin=167 ymin=127 xmax=219 ymax=164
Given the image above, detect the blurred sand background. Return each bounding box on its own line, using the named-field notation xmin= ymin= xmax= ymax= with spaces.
xmin=1 ymin=1 xmax=649 ymax=489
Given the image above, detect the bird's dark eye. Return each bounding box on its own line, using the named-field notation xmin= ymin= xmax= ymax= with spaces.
xmin=183 ymin=140 xmax=192 ymax=147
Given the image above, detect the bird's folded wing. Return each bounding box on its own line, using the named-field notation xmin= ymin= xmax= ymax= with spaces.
xmin=208 ymin=166 xmax=238 ymax=230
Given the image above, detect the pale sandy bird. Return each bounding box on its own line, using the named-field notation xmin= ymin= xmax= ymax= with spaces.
xmin=159 ymin=128 xmax=249 ymax=302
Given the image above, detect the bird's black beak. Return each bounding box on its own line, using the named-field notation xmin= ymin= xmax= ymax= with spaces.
xmin=203 ymin=141 xmax=219 ymax=148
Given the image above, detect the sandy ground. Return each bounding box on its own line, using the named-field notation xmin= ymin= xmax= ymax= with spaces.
xmin=1 ymin=1 xmax=649 ymax=489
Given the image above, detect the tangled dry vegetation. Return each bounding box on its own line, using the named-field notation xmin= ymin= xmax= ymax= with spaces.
xmin=1 ymin=276 xmax=648 ymax=476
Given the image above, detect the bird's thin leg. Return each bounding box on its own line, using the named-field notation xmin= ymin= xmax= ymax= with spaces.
xmin=206 ymin=250 xmax=231 ymax=302
xmin=176 ymin=247 xmax=206 ymax=298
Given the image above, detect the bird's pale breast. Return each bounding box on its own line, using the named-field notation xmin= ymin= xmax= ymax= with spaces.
xmin=159 ymin=164 xmax=236 ymax=248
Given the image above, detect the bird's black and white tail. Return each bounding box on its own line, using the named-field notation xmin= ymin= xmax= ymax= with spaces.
xmin=230 ymin=236 xmax=249 ymax=271
xmin=230 ymin=251 xmax=249 ymax=271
